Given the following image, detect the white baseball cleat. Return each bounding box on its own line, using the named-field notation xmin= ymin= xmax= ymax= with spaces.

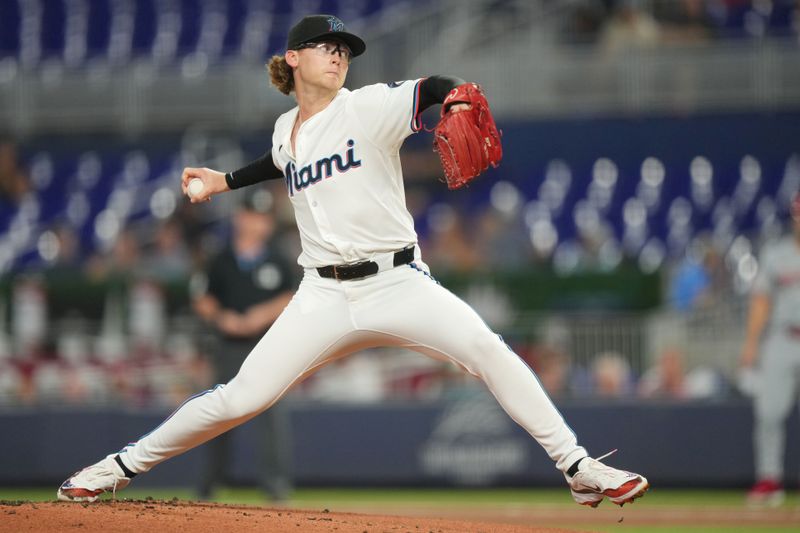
xmin=566 ymin=450 xmax=649 ymax=508
xmin=57 ymin=455 xmax=132 ymax=502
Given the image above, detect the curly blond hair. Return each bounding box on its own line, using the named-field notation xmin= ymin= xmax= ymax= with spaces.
xmin=267 ymin=55 xmax=294 ymax=95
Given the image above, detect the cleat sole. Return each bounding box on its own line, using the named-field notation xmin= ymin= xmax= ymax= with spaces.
xmin=57 ymin=489 xmax=102 ymax=503
xmin=612 ymin=481 xmax=650 ymax=507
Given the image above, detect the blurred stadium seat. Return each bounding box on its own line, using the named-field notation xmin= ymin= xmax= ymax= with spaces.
xmin=0 ymin=0 xmax=419 ymax=68
xmin=4 ymin=138 xmax=798 ymax=273
xmin=0 ymin=0 xmax=799 ymax=408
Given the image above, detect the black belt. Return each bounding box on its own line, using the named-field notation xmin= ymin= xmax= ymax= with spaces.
xmin=317 ymin=246 xmax=415 ymax=281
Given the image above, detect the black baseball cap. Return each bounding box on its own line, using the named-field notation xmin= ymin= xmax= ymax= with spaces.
xmin=287 ymin=14 xmax=366 ymax=58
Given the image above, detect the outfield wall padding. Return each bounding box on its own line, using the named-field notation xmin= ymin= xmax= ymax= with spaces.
xmin=1 ymin=399 xmax=797 ymax=489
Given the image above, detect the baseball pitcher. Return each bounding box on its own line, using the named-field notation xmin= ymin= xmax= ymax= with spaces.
xmin=58 ymin=14 xmax=648 ymax=508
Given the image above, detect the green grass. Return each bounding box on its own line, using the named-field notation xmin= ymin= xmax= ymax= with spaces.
xmin=2 ymin=487 xmax=797 ymax=533
xmin=590 ymin=529 xmax=795 ymax=533
xmin=1 ymin=486 xmax=798 ymax=506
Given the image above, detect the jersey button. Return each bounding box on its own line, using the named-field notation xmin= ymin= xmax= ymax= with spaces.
xmin=311 ymin=201 xmax=318 ymax=207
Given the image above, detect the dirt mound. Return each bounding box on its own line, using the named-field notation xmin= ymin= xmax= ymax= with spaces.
xmin=0 ymin=499 xmax=578 ymax=533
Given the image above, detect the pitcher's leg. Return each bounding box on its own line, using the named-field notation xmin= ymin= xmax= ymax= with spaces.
xmin=356 ymin=267 xmax=585 ymax=473
xmin=355 ymin=267 xmax=647 ymax=508
xmin=753 ymin=348 xmax=796 ymax=481
xmin=58 ymin=276 xmax=372 ymax=502
xmin=121 ymin=281 xmax=354 ymax=473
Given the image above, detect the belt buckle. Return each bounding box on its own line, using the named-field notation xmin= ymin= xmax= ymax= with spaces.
xmin=332 ymin=265 xmax=342 ymax=281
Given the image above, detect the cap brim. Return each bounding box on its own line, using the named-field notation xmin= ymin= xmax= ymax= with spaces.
xmin=299 ymin=31 xmax=366 ymax=57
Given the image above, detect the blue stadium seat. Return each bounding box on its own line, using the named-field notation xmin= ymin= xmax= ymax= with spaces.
xmin=0 ymin=0 xmax=421 ymax=66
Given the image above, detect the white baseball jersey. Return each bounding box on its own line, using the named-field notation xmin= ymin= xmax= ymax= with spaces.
xmin=103 ymin=77 xmax=590 ymax=489
xmin=271 ymin=80 xmax=424 ymax=268
xmin=752 ymin=235 xmax=800 ymax=338
xmin=750 ymin=234 xmax=800 ymax=481
xmin=61 ymin=17 xmax=650 ymax=502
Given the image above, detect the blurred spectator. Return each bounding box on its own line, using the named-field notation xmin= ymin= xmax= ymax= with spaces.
xmin=580 ymin=223 xmax=622 ymax=272
xmin=128 ymin=279 xmax=167 ymax=356
xmin=192 ymin=192 xmax=297 ymax=502
xmin=600 ymin=2 xmax=662 ymax=54
xmin=568 ymin=0 xmax=715 ymax=47
xmin=30 ymin=335 xmax=112 ymax=406
xmin=553 ymin=225 xmax=622 ymax=275
xmin=638 ymin=346 xmax=687 ymax=398
xmin=85 ymin=227 xmax=143 ymax=282
xmin=462 ymin=282 xmax=515 ymax=330
xmin=85 ymin=226 xmax=169 ymax=357
xmin=160 ymin=333 xmax=213 ymax=405
xmin=590 ymin=351 xmax=634 ymax=397
xmin=399 ymin=145 xmax=445 ymax=185
xmin=386 ymin=351 xmax=462 ymax=401
xmin=669 ymin=236 xmax=727 ymax=312
xmin=637 ymin=346 xmax=727 ymax=400
xmin=54 ymin=317 xmax=108 ymax=404
xmin=563 ymin=2 xmax=607 ymax=45
xmin=476 ymin=0 xmax=529 ymax=45
xmin=140 ymin=218 xmax=192 ymax=283
xmin=0 ymin=360 xmax=25 ymax=404
xmin=0 ymin=311 xmax=10 ymax=362
xmin=0 ymin=139 xmax=31 ymax=207
xmin=118 ymin=333 xmax=210 ymax=408
xmin=173 ymin=199 xmax=214 ymax=269
xmin=422 ymin=204 xmax=481 ymax=273
xmin=303 ymin=352 xmax=388 ymax=402
xmin=40 ymin=224 xmax=83 ymax=281
xmin=474 ymin=206 xmax=533 ymax=270
xmin=31 ymin=357 xmax=67 ymax=404
xmin=670 ymin=254 xmax=708 ymax=311
xmin=652 ymin=0 xmax=713 ymax=44
xmin=11 ymin=274 xmax=48 ymax=359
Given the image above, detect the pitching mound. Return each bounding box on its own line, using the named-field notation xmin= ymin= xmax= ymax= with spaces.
xmin=0 ymin=499 xmax=579 ymax=533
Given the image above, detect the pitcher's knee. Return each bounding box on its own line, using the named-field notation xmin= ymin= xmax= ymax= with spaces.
xmin=463 ymin=332 xmax=517 ymax=371
xmin=216 ymin=381 xmax=278 ymax=420
xmin=477 ymin=331 xmax=513 ymax=355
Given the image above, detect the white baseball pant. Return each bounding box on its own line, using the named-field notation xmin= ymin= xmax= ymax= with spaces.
xmin=120 ymin=258 xmax=587 ymax=474
xmin=753 ymin=334 xmax=800 ymax=480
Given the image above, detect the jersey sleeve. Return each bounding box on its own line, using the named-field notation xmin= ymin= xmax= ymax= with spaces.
xmin=271 ymin=129 xmax=282 ymax=171
xmin=349 ymin=79 xmax=425 ymax=149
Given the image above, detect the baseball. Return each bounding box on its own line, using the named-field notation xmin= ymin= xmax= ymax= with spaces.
xmin=188 ymin=178 xmax=205 ymax=198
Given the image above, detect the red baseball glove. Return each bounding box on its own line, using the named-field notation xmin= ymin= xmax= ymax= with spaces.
xmin=433 ymin=83 xmax=502 ymax=190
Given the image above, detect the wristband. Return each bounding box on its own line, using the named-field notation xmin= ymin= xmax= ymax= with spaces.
xmin=225 ymin=171 xmax=238 ymax=190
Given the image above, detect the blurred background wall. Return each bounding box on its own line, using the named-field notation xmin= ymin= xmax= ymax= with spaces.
xmin=0 ymin=0 xmax=799 ymax=488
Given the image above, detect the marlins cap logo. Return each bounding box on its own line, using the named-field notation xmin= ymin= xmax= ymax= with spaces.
xmin=327 ymin=16 xmax=344 ymax=32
